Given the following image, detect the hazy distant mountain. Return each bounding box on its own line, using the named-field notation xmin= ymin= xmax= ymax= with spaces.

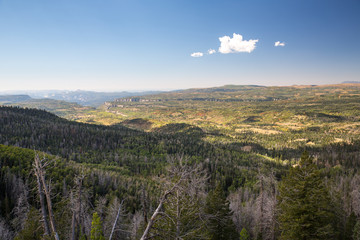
xmin=0 ymin=90 xmax=164 ymax=107
xmin=342 ymin=81 xmax=360 ymax=84
xmin=0 ymin=95 xmax=32 ymax=104
xmin=0 ymin=94 xmax=93 ymax=117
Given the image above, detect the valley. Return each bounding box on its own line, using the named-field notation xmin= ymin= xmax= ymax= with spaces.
xmin=2 ymin=0 xmax=359 ymax=238
xmin=86 ymin=84 xmax=360 ymax=153
xmin=1 ymin=83 xmax=360 ymax=239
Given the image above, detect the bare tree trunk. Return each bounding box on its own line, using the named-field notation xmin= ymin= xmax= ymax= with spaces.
xmin=109 ymin=200 xmax=124 ymax=240
xmin=41 ymin=175 xmax=60 ymax=240
xmin=176 ymin=189 xmax=180 ymax=240
xmin=78 ymin=176 xmax=83 ymax=237
xmin=71 ymin=212 xmax=76 ymax=240
xmin=34 ymin=154 xmax=60 ymax=240
xmin=71 ymin=173 xmax=85 ymax=240
xmin=35 ymin=169 xmax=51 ymax=236
xmin=140 ymin=187 xmax=175 ymax=240
xmin=140 ymin=158 xmax=206 ymax=240
xmin=140 ymin=195 xmax=166 ymax=240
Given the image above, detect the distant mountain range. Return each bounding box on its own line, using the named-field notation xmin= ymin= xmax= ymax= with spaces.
xmin=0 ymin=94 xmax=92 ymax=118
xmin=0 ymin=94 xmax=31 ymax=103
xmin=0 ymin=90 xmax=163 ymax=107
xmin=342 ymin=81 xmax=360 ymax=84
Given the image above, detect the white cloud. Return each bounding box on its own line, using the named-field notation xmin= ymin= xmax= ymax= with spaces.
xmin=274 ymin=41 xmax=285 ymax=47
xmin=191 ymin=52 xmax=203 ymax=57
xmin=208 ymin=49 xmax=216 ymax=55
xmin=218 ymin=33 xmax=258 ymax=54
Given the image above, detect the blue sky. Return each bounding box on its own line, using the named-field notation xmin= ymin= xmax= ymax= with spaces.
xmin=0 ymin=0 xmax=359 ymax=91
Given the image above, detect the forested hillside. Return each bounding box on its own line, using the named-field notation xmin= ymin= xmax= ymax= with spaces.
xmin=0 ymin=106 xmax=283 ymax=239
xmin=1 ymin=98 xmax=360 ymax=239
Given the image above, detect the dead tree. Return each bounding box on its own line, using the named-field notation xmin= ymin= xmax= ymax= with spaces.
xmin=33 ymin=153 xmax=60 ymax=240
xmin=140 ymin=184 xmax=179 ymax=240
xmin=7 ymin=173 xmax=30 ymax=233
xmin=130 ymin=211 xmax=143 ymax=240
xmin=108 ymin=199 xmax=125 ymax=240
xmin=0 ymin=217 xmax=14 ymax=240
xmin=254 ymin=171 xmax=278 ymax=240
xmin=140 ymin=157 xmax=208 ymax=240
xmin=34 ymin=162 xmax=51 ymax=236
xmin=70 ymin=172 xmax=86 ymax=240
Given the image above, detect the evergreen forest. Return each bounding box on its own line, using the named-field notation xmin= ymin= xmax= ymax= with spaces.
xmin=1 ymin=84 xmax=360 ymax=239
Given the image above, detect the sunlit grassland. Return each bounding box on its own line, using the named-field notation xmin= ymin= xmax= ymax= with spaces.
xmin=82 ymin=85 xmax=360 ymax=150
xmin=38 ymin=84 xmax=360 ymax=153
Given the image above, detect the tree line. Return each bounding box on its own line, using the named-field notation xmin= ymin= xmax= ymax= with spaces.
xmin=0 ymin=106 xmax=360 ymax=239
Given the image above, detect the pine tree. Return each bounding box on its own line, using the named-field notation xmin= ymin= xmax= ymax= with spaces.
xmin=277 ymin=152 xmax=336 ymax=240
xmin=14 ymin=208 xmax=43 ymax=240
xmin=353 ymin=221 xmax=360 ymax=240
xmin=205 ymin=184 xmax=239 ymax=240
xmin=90 ymin=212 xmax=105 ymax=240
xmin=344 ymin=212 xmax=357 ymax=240
xmin=240 ymin=227 xmax=250 ymax=240
xmin=154 ymin=189 xmax=206 ymax=239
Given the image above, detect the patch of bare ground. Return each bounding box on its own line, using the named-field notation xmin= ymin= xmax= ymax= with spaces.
xmin=236 ymin=128 xmax=282 ymax=135
xmin=293 ymin=138 xmax=307 ymax=142
xmin=334 ymin=123 xmax=360 ymax=132
xmin=275 ymin=122 xmax=305 ymax=130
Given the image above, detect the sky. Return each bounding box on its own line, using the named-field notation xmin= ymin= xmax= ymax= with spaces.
xmin=0 ymin=0 xmax=359 ymax=91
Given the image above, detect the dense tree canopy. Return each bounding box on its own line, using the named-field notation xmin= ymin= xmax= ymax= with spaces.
xmin=277 ymin=152 xmax=336 ymax=239
xmin=205 ymin=184 xmax=238 ymax=240
xmin=0 ymin=106 xmax=360 ymax=239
